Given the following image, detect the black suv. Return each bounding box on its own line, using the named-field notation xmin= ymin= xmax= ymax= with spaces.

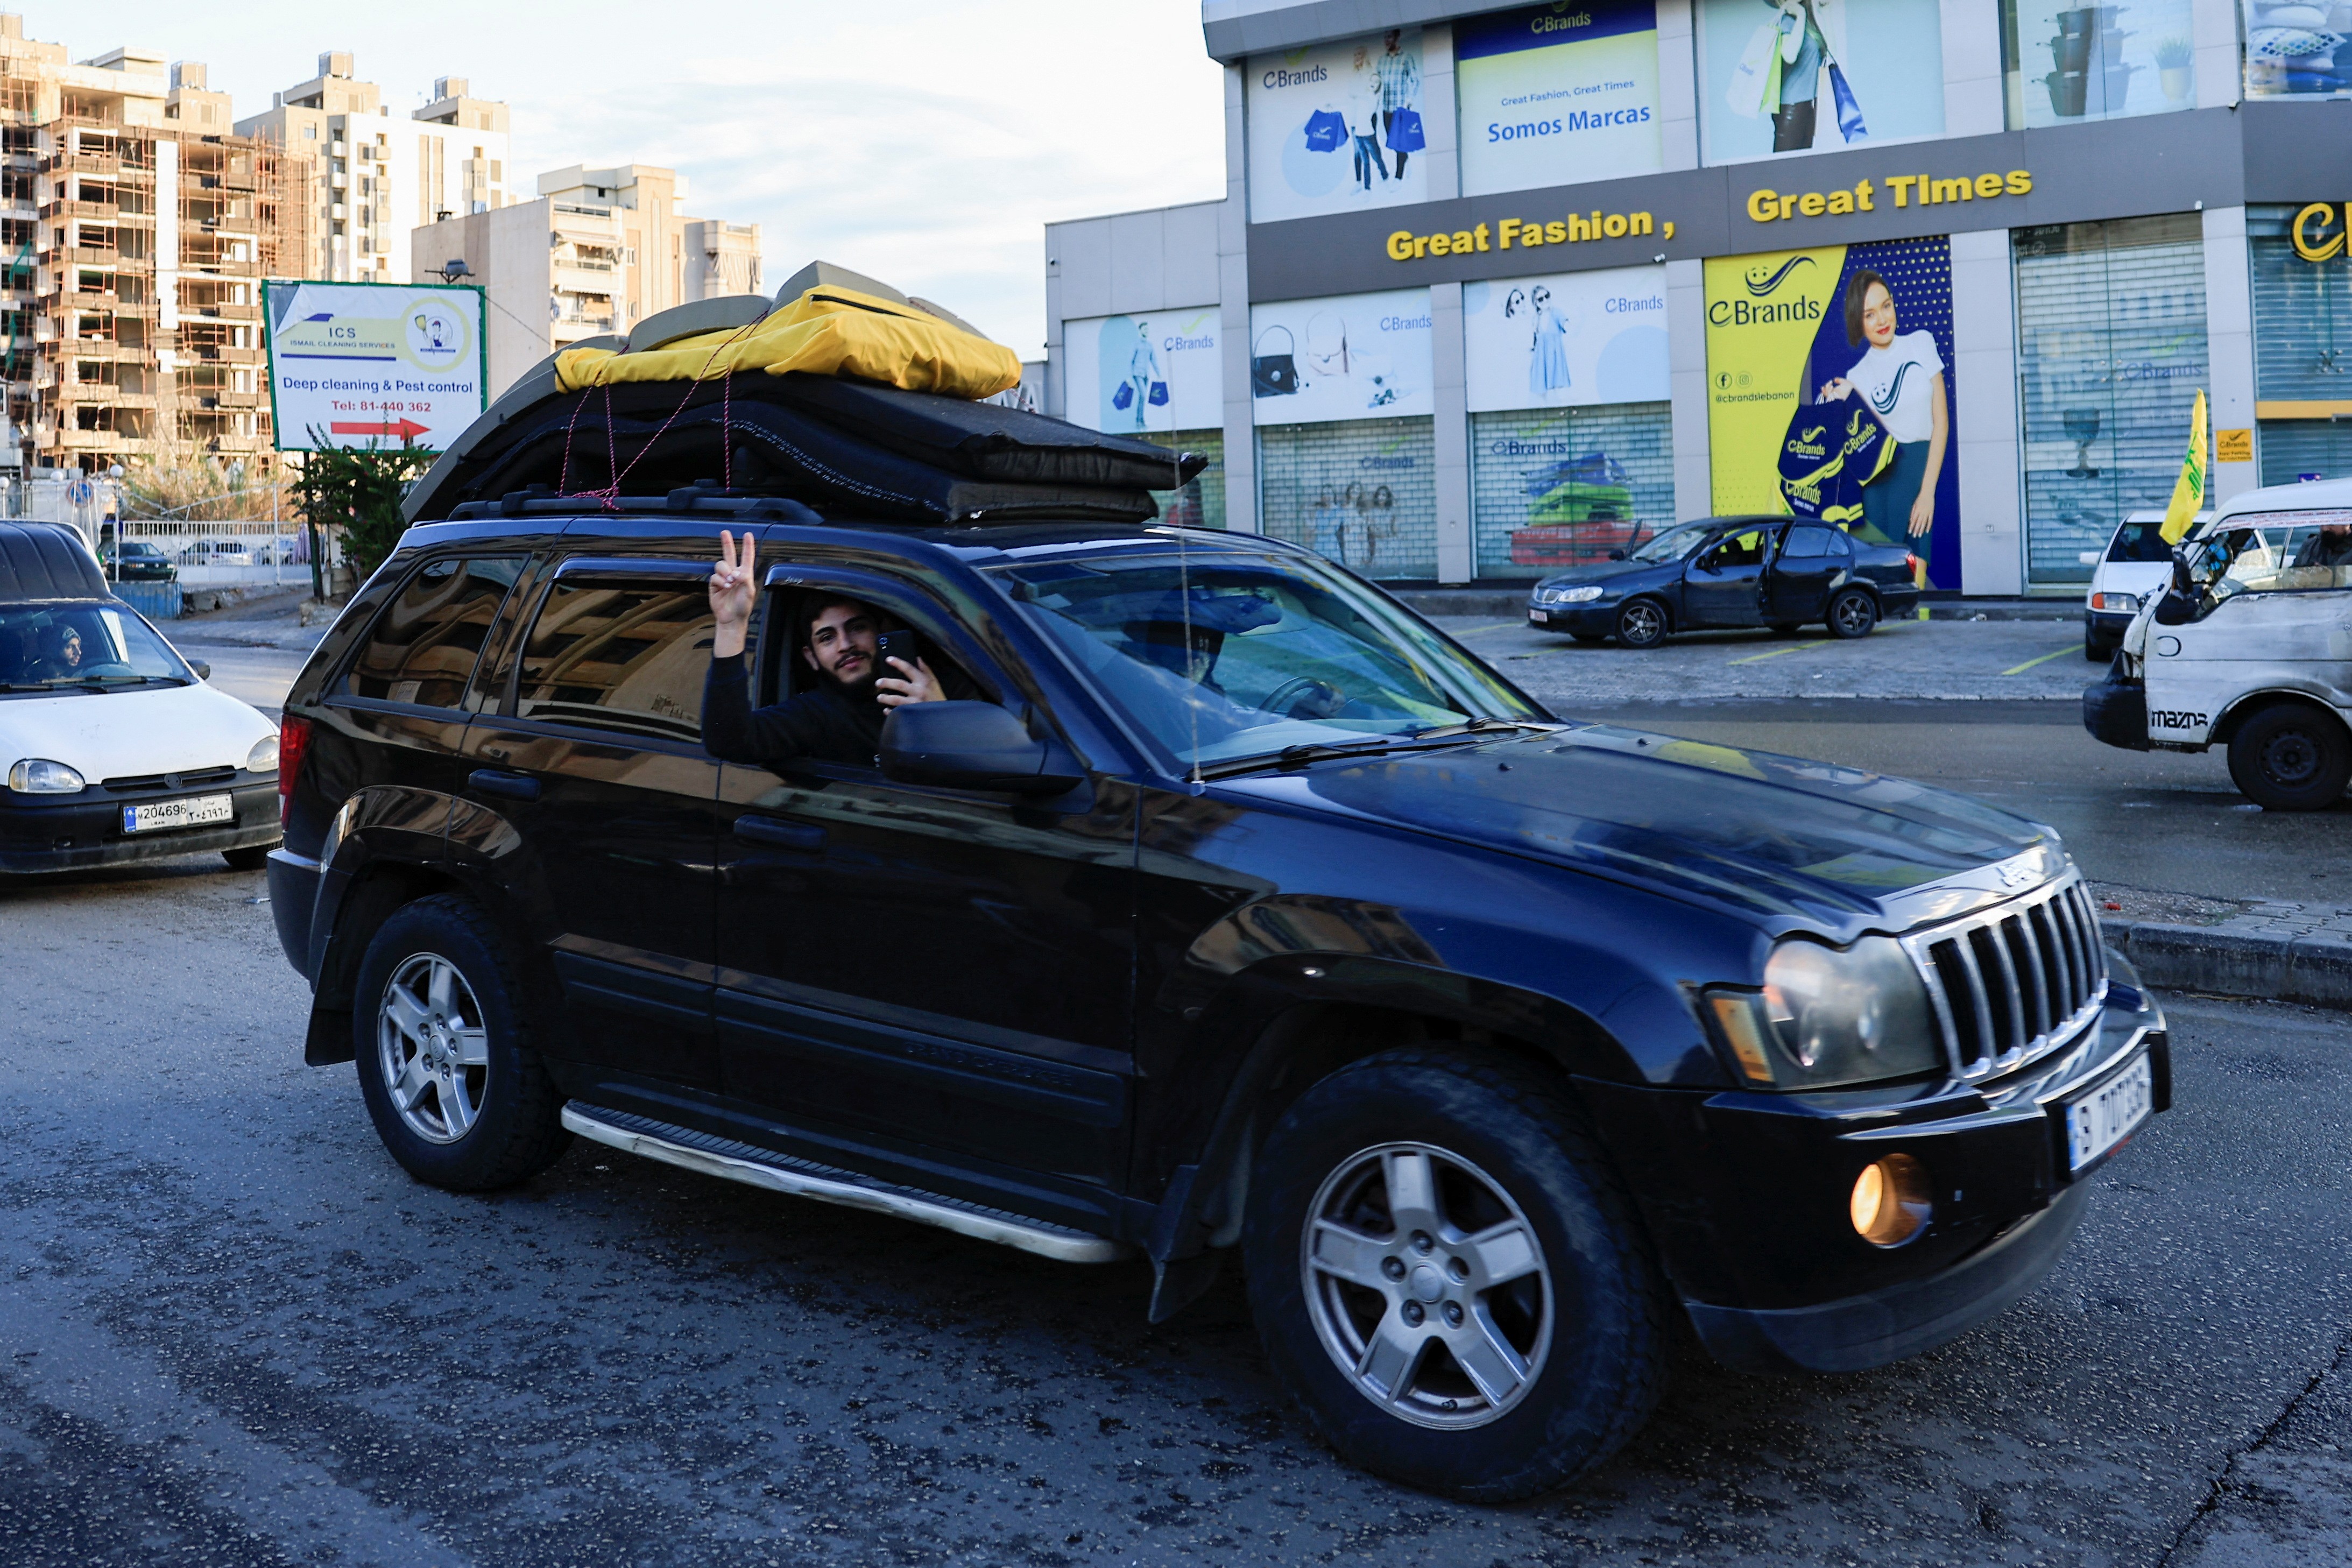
xmin=267 ymin=494 xmax=2168 ymax=1500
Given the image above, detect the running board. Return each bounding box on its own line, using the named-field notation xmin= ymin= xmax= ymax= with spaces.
xmin=559 ymin=1103 xmax=1131 ymax=1265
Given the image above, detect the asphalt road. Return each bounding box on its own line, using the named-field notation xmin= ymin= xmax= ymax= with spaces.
xmin=2 ymin=858 xmax=2348 ymax=1567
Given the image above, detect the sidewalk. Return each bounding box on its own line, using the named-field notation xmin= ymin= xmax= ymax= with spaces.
xmin=2094 ymin=883 xmax=2352 ymax=1009
xmin=164 ymin=588 xmax=336 ymax=654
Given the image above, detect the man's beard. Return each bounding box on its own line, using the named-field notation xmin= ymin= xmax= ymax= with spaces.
xmin=823 ymin=652 xmax=879 ymax=697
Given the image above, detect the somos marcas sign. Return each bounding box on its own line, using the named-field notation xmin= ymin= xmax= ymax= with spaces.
xmin=263 ymin=280 xmax=488 ymax=452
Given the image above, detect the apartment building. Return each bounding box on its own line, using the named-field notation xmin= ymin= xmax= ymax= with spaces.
xmin=0 ymin=18 xmax=308 ymax=475
xmin=236 ymin=54 xmax=511 ymax=285
xmin=412 ymin=164 xmax=762 ymax=398
xmin=1053 ymin=0 xmax=2352 ymax=594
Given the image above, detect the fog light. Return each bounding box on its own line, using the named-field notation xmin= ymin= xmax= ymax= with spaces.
xmin=1849 ymin=1153 xmax=1932 ymax=1247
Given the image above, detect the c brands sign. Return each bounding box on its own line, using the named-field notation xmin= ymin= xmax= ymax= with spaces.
xmin=2291 ymin=202 xmax=2352 ymax=262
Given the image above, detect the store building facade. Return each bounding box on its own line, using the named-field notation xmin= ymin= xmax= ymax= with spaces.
xmin=1045 ymin=0 xmax=2352 ymax=593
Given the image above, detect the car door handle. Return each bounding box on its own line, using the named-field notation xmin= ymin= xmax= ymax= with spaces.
xmin=732 ymin=815 xmax=825 ymax=851
xmin=467 ymin=768 xmax=541 ymax=801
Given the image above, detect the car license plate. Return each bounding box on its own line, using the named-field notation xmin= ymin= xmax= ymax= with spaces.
xmin=122 ymin=794 xmax=234 ymax=835
xmin=2064 ymin=1051 xmax=2154 ymax=1174
xmin=1528 ymin=610 xmax=1550 ymax=624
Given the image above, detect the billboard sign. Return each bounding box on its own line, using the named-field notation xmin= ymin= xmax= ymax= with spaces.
xmin=1704 ymin=236 xmax=1960 ymax=589
xmin=1246 ymin=30 xmax=1429 ymax=224
xmin=1249 ymin=288 xmax=1434 ymax=426
xmin=1062 ymin=309 xmax=1223 ymax=433
xmin=263 ymin=279 xmax=488 ymax=452
xmin=1462 ymin=264 xmax=1670 ymax=413
xmin=1455 ymin=0 xmax=1664 ymax=199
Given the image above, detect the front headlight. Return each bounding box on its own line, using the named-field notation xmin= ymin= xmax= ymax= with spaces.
xmin=8 ymin=758 xmax=87 ymax=794
xmin=1553 ymin=585 xmax=1606 ymax=604
xmin=1705 ymin=936 xmax=1940 ymax=1088
xmin=246 ymin=733 xmax=280 ymax=773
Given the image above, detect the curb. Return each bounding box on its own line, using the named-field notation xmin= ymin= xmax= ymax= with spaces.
xmin=1393 ymin=590 xmax=2086 ymax=621
xmin=2101 ymin=917 xmax=2352 ymax=1010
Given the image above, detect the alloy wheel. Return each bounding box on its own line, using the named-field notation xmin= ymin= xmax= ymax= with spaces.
xmin=1618 ymin=602 xmax=1664 ymax=647
xmin=1833 ymin=592 xmax=1875 ymax=636
xmin=1299 ymin=1142 xmax=1554 ymax=1430
xmin=377 ymin=952 xmax=490 ymax=1144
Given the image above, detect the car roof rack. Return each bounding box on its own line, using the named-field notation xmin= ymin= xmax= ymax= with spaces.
xmin=441 ymin=482 xmax=824 ymax=524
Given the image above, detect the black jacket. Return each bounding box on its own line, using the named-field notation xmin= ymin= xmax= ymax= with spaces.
xmin=702 ymin=652 xmax=979 ymax=768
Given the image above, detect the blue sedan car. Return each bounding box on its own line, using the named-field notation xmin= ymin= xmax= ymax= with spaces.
xmin=1526 ymin=516 xmax=1923 ymax=648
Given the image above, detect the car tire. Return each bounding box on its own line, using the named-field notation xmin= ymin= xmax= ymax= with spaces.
xmin=1826 ymin=588 xmax=1878 ymax=640
xmin=352 ymin=893 xmax=570 ymax=1191
xmin=2083 ymin=634 xmax=2109 ymax=662
xmin=222 ymin=843 xmax=277 ymax=871
xmin=1614 ymin=599 xmax=1668 ymax=649
xmin=2226 ymin=704 xmax=2352 ymax=812
xmin=1244 ymin=1047 xmax=1665 ymax=1502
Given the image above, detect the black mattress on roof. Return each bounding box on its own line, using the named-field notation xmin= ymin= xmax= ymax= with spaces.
xmin=402 ymin=372 xmax=1208 ymax=525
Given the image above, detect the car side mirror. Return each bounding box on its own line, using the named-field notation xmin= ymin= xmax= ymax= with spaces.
xmin=188 ymin=660 xmax=211 ymax=681
xmin=1607 ymin=549 xmax=1627 ymax=561
xmin=880 ymin=701 xmax=1084 ymax=794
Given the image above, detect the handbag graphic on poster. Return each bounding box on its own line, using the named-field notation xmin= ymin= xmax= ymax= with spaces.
xmin=1726 ymin=23 xmax=1780 ymax=117
xmin=1147 ymin=382 xmax=1169 ymax=406
xmin=1385 ymin=107 xmax=1425 ymax=153
xmin=1828 ymin=60 xmax=1867 ymax=141
xmin=1303 ymin=109 xmax=1347 ymax=153
xmin=1112 ymin=381 xmax=1134 ymax=411
xmin=1304 ymin=311 xmax=1351 ymax=379
xmin=1253 ymin=324 xmax=1301 ymax=397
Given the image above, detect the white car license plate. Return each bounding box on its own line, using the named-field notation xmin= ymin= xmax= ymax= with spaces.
xmin=122 ymin=794 xmax=234 ymax=835
xmin=1528 ymin=610 xmax=1550 ymax=624
xmin=2064 ymin=1051 xmax=2154 ymax=1173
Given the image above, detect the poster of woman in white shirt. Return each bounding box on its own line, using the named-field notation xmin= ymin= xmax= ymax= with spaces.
xmin=1817 ymin=267 xmax=1948 ymax=579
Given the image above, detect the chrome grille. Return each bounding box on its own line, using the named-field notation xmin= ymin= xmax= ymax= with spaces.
xmin=1900 ymin=874 xmax=2109 ymax=1083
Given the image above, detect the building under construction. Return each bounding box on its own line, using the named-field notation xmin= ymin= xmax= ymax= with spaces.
xmin=1 ymin=19 xmax=309 ymax=481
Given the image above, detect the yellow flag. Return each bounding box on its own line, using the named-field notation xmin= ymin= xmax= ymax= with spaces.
xmin=2160 ymin=389 xmax=2209 ymax=543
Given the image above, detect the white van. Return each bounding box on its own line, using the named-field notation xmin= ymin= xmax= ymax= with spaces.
xmin=2083 ymin=477 xmax=2352 ymax=810
xmin=2081 ymin=510 xmax=2208 ymax=661
xmin=0 ymin=522 xmax=284 ymax=871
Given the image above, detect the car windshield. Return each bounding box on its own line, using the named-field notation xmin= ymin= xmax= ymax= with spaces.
xmin=995 ymin=547 xmax=1544 ymax=772
xmin=0 ymin=602 xmax=192 ymax=689
xmin=2192 ymin=511 xmax=2352 ymax=605
xmin=1626 ymin=523 xmax=1715 ymax=563
xmin=2107 ymin=521 xmax=2173 ymax=563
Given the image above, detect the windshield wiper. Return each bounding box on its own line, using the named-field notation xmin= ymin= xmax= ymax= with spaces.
xmin=1409 ymin=717 xmax=1552 ymax=740
xmin=1195 ymin=730 xmax=1520 ymax=780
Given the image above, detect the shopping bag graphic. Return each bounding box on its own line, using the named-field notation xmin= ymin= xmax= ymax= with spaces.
xmin=1303 ymin=109 xmax=1346 ymax=153
xmin=1147 ymin=381 xmax=1169 ymax=407
xmin=1252 ymin=324 xmax=1300 ymax=398
xmin=1726 ymin=23 xmax=1778 ymax=117
xmin=1385 ymin=107 xmax=1425 ymax=152
xmin=1112 ymin=382 xmax=1134 ymax=411
xmin=1829 ymin=62 xmax=1868 ymax=141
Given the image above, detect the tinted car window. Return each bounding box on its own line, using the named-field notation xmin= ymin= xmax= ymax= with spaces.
xmin=513 ymin=580 xmax=714 ymax=740
xmin=341 ymin=557 xmax=522 ymax=707
xmin=1781 ymin=526 xmax=1836 ymax=559
xmin=2107 ymin=521 xmax=2173 ymax=563
xmin=1705 ymin=528 xmax=1770 ymax=568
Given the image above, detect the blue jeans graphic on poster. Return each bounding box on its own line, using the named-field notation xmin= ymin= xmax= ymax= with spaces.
xmin=1861 ymin=438 xmax=1931 ymax=576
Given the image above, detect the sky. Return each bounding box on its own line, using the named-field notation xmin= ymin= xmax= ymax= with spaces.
xmin=46 ymin=1 xmax=1231 ymax=354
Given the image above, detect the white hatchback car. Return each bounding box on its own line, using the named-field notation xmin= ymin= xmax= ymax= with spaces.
xmin=2081 ymin=510 xmax=2208 ymax=661
xmin=1 ymin=522 xmax=283 ymax=872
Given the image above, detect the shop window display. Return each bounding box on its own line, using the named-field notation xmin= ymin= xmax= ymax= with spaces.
xmin=2240 ymin=0 xmax=2352 ymax=97
xmin=1258 ymin=417 xmax=1438 ymax=581
xmin=1999 ymin=1 xmax=2200 ymax=126
xmin=2014 ymin=214 xmax=2209 ymax=586
xmin=1140 ymin=429 xmax=1229 ymax=531
xmin=2248 ymin=204 xmax=2352 ymax=483
xmin=1470 ymin=404 xmax=1674 ymax=580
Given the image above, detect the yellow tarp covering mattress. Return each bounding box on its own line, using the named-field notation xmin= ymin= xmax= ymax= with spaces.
xmin=555 ymin=286 xmax=1021 ymax=401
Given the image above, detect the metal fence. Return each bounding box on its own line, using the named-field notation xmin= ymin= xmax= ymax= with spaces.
xmin=111 ymin=517 xmax=321 ymax=587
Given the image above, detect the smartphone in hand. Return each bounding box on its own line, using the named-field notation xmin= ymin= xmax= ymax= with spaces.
xmin=873 ymin=630 xmax=917 ymax=683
